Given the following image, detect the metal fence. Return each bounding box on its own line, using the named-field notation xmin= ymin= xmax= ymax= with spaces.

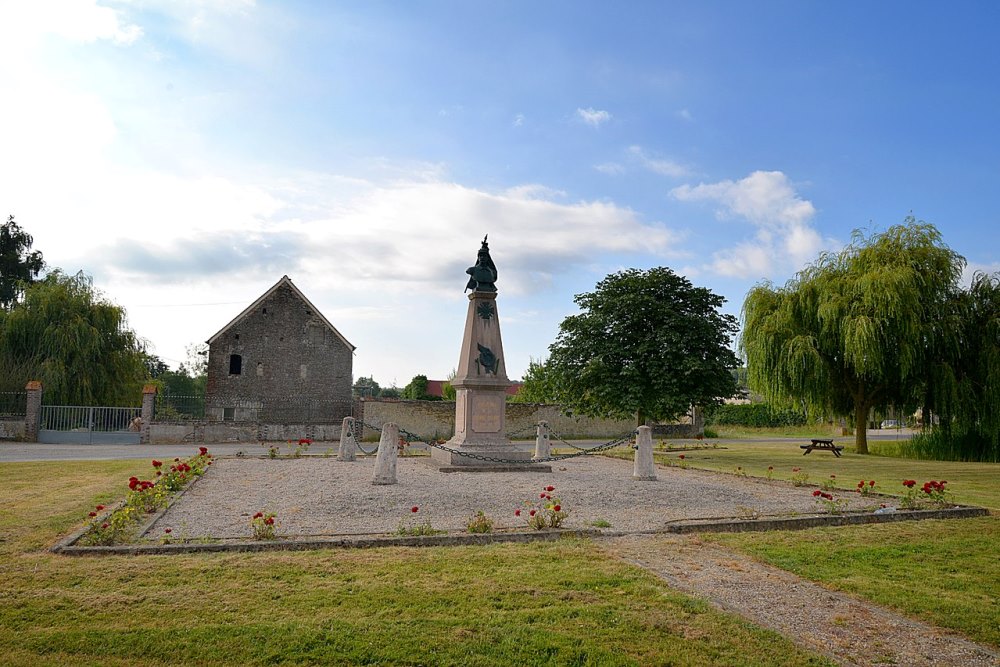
xmin=0 ymin=391 xmax=27 ymax=418
xmin=155 ymin=393 xmax=206 ymax=420
xmin=40 ymin=406 xmax=142 ymax=432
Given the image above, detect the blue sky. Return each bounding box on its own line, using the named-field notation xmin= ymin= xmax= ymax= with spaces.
xmin=1 ymin=1 xmax=998 ymax=388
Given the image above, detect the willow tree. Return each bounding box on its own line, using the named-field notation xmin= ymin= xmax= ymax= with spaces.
xmin=741 ymin=219 xmax=964 ymax=454
xmin=0 ymin=270 xmax=148 ymax=405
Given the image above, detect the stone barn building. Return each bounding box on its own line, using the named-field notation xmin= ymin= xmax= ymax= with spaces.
xmin=204 ymin=276 xmax=355 ymax=423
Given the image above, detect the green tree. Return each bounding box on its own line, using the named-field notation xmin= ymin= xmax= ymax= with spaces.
xmin=353 ymin=375 xmax=382 ymax=398
xmin=546 ymin=267 xmax=739 ymax=426
xmin=0 ymin=270 xmax=148 ymax=405
xmin=0 ymin=215 xmax=45 ymax=310
xmin=923 ymin=271 xmax=1000 ymax=460
xmin=741 ymin=219 xmax=964 ymax=454
xmin=510 ymin=357 xmax=558 ymax=403
xmin=402 ymin=374 xmax=436 ymax=400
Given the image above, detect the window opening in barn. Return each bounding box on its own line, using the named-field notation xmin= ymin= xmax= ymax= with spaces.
xmin=256 ymin=362 xmax=264 ymax=377
xmin=229 ymin=354 xmax=243 ymax=375
xmin=223 ymin=407 xmax=235 ymax=421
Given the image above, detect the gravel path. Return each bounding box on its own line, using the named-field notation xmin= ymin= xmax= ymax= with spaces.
xmin=146 ymin=454 xmax=877 ymax=539
xmin=602 ymin=534 xmax=999 ymax=667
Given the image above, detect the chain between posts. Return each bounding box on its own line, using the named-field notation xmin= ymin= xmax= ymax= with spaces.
xmin=357 ymin=419 xmax=636 ymax=465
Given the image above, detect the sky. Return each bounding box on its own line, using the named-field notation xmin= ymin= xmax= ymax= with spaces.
xmin=1 ymin=1 xmax=998 ymax=389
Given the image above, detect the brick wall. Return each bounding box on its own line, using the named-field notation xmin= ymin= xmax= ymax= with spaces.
xmin=205 ymin=282 xmax=352 ymax=423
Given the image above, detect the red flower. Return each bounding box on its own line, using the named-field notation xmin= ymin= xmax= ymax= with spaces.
xmin=411 ymin=506 xmax=419 ymax=513
xmin=545 ymin=486 xmax=555 ymax=492
xmin=264 ymin=517 xmax=275 ymax=526
xmin=151 ymin=460 xmax=162 ymax=468
xmin=830 ymin=474 xmax=836 ymax=479
xmin=88 ymin=511 xmax=97 ymax=517
xmin=514 ymin=509 xmax=521 ymax=517
xmin=903 ymin=479 xmax=916 ymax=488
xmin=101 ymin=523 xmax=109 ymax=529
xmin=164 ymin=528 xmax=172 ymax=534
xmin=253 ymin=512 xmax=264 ymax=519
xmin=553 ymin=505 xmax=561 ymax=512
xmin=199 ymin=447 xmax=208 ymax=455
xmin=529 ymin=509 xmax=536 ymax=516
xmin=678 ymin=454 xmax=685 ymax=460
xmin=95 ymin=505 xmax=105 ymax=511
xmin=767 ymin=466 xmax=773 ymax=470
xmin=156 ymin=471 xmax=162 ymax=476
xmin=821 ymin=492 xmax=833 ymax=500
xmin=539 ymin=492 xmax=547 ymax=499
xmin=812 ymin=490 xmax=822 ymax=497
xmin=792 ymin=467 xmax=800 ymax=472
xmin=869 ymin=480 xmax=875 ymax=487
xmin=174 ymin=457 xmax=180 ymax=462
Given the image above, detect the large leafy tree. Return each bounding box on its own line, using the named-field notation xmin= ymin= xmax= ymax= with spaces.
xmin=0 ymin=270 xmax=148 ymax=405
xmin=510 ymin=357 xmax=558 ymax=404
xmin=932 ymin=271 xmax=1000 ymax=460
xmin=0 ymin=215 xmax=45 ymax=310
xmin=546 ymin=267 xmax=739 ymax=426
xmin=741 ymin=219 xmax=964 ymax=454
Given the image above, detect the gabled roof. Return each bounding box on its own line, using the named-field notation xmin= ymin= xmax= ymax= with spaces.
xmin=207 ymin=275 xmax=356 ymax=351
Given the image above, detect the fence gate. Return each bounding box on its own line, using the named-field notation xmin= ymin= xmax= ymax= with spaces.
xmin=39 ymin=406 xmax=142 ymax=444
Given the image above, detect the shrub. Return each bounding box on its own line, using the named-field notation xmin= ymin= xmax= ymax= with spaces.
xmin=705 ymin=403 xmax=807 ymax=427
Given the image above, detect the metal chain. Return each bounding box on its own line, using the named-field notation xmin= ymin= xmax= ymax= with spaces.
xmin=548 ymin=428 xmax=632 ymax=452
xmin=350 ymin=419 xmax=380 ymax=455
xmin=354 ymin=418 xmax=636 ymax=465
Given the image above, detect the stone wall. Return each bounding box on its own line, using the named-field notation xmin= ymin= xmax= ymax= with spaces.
xmin=358 ymin=399 xmax=637 ymax=441
xmin=0 ymin=419 xmax=25 ymax=440
xmin=205 ymin=281 xmax=353 ymax=423
xmin=149 ymin=420 xmax=345 ymax=444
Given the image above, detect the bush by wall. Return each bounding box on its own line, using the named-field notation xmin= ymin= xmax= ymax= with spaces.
xmin=705 ymin=403 xmax=807 ymax=428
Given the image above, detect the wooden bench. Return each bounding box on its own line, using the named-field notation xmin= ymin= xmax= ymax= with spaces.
xmin=800 ymin=438 xmax=844 ymax=457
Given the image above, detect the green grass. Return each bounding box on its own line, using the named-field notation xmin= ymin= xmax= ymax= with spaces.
xmin=0 ymin=459 xmax=831 ymax=667
xmin=641 ymin=439 xmax=1000 ymax=510
xmin=634 ymin=438 xmax=1000 ymax=648
xmin=706 ymin=518 xmax=1000 ymax=648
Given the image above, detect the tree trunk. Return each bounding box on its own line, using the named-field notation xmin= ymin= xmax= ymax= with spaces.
xmin=636 ymin=408 xmax=646 ymax=428
xmin=854 ymin=401 xmax=870 ymax=455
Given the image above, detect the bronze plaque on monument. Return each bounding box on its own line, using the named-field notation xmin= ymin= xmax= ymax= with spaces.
xmin=471 ymin=393 xmax=503 ymax=433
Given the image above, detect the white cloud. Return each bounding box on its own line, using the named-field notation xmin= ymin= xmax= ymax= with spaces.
xmin=671 ymin=170 xmax=815 ymax=225
xmin=628 ymin=145 xmax=688 ymax=178
xmin=513 ymin=113 xmax=525 ymax=127
xmin=671 ymin=171 xmax=828 ymax=279
xmin=576 ymin=107 xmax=611 ymax=127
xmin=593 ymin=162 xmax=625 ymax=175
xmin=0 ymin=1 xmax=142 ymax=50
xmin=675 ymin=108 xmax=693 ymax=122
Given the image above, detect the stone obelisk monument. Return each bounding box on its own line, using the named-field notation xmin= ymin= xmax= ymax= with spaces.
xmin=431 ymin=236 xmax=550 ymax=472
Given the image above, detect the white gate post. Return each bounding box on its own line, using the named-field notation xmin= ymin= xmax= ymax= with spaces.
xmin=372 ymin=423 xmax=398 ymax=485
xmin=633 ymin=425 xmax=657 ymax=481
xmin=339 ymin=417 xmax=358 ymax=461
xmin=533 ymin=420 xmax=550 ymax=460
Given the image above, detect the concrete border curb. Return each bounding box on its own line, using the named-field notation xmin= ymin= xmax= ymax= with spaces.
xmin=50 ymin=505 xmax=989 ymax=556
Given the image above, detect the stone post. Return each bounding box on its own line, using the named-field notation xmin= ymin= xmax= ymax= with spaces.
xmin=372 ymin=422 xmax=399 ymax=485
xmin=339 ymin=416 xmax=358 ymax=461
xmin=633 ymin=425 xmax=657 ymax=481
xmin=533 ymin=420 xmax=550 ymax=460
xmin=140 ymin=384 xmax=157 ymax=445
xmin=24 ymin=380 xmax=42 ymax=443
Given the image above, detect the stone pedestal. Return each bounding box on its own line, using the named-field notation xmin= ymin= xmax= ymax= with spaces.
xmin=430 ymin=291 xmax=548 ymax=472
xmin=633 ymin=425 xmax=657 ymax=481
xmin=372 ymin=423 xmax=398 ymax=485
xmin=338 ymin=417 xmax=358 ymax=461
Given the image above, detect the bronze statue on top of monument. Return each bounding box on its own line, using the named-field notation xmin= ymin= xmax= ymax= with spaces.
xmin=465 ymin=235 xmax=498 ymax=293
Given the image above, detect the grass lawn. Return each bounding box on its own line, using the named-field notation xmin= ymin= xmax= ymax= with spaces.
xmin=649 ymin=438 xmax=1000 ymax=510
xmin=643 ymin=438 xmax=1000 ymax=648
xmin=0 ymin=459 xmax=831 ymax=667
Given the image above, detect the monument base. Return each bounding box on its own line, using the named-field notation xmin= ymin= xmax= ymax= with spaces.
xmin=428 ymin=441 xmax=552 ymax=473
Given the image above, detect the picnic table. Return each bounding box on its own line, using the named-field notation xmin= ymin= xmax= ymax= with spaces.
xmin=800 ymin=438 xmax=844 ymax=457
